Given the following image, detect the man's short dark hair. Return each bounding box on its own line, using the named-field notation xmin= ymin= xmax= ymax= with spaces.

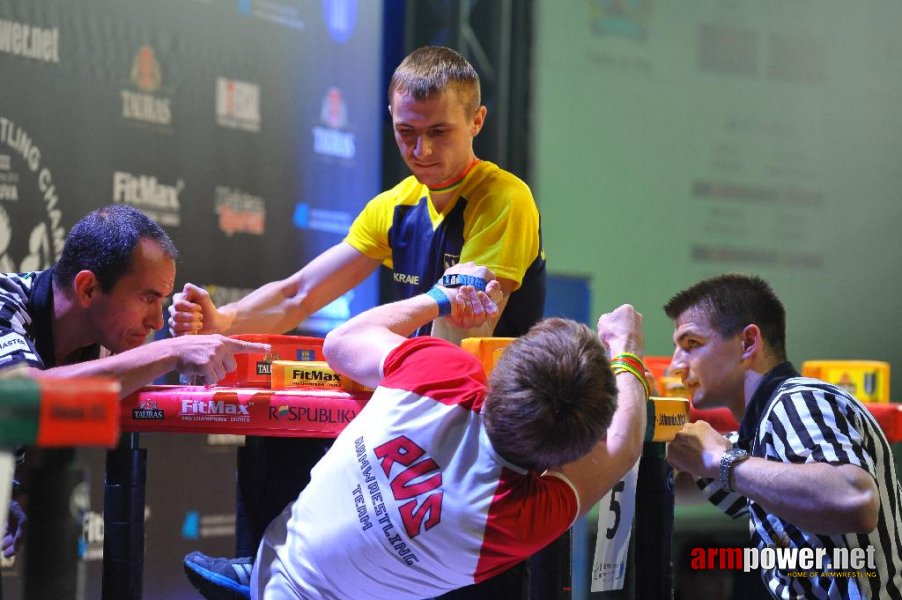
xmin=388 ymin=46 xmax=481 ymax=113
xmin=54 ymin=205 xmax=177 ymax=292
xmin=663 ymin=273 xmax=787 ymax=361
xmin=482 ymin=318 xmax=618 ymax=472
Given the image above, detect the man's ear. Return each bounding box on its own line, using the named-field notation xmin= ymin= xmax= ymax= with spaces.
xmin=471 ymin=105 xmax=487 ymax=136
xmin=73 ymin=270 xmax=100 ymax=307
xmin=739 ymin=324 xmax=762 ymax=360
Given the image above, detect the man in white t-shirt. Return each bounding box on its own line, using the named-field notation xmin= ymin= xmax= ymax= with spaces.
xmin=252 ymin=264 xmax=649 ymax=598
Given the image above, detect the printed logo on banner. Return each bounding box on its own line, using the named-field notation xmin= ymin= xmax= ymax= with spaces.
xmin=313 ymin=87 xmax=356 ymax=160
xmin=216 ymin=78 xmax=261 ymax=132
xmin=215 ymin=186 xmax=265 ymax=236
xmin=132 ymin=399 xmax=164 ymax=421
xmin=237 ymin=0 xmax=305 ymax=31
xmin=322 ymin=0 xmax=358 ymax=43
xmin=121 ymin=45 xmax=173 ymax=127
xmin=0 ymin=18 xmax=60 ymax=63
xmin=179 ymin=397 xmax=252 ymax=424
xmin=268 ymin=404 xmax=357 ymax=424
xmin=0 ymin=117 xmax=66 ymax=272
xmin=292 ymin=202 xmax=352 ymax=234
xmin=181 ymin=510 xmax=235 ymax=540
xmin=588 ymin=0 xmax=653 ymax=39
xmin=113 ymin=170 xmax=183 ymax=227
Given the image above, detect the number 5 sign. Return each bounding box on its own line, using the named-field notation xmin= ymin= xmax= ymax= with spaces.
xmin=590 ymin=460 xmax=639 ymax=591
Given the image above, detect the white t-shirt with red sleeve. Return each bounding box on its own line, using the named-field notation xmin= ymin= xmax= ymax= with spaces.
xmin=251 ymin=337 xmax=579 ymax=599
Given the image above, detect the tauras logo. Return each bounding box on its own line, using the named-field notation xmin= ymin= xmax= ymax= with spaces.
xmin=121 ymin=46 xmax=172 ymax=126
xmin=313 ymin=87 xmax=356 ymax=159
xmin=0 ymin=19 xmax=59 ymax=63
xmin=113 ymin=171 xmax=183 ymax=227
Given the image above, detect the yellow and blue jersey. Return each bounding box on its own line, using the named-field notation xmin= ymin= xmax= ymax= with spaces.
xmin=345 ymin=160 xmax=545 ymax=336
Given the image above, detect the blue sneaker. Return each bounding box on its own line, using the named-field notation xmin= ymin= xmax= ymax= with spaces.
xmin=183 ymin=551 xmax=253 ymax=600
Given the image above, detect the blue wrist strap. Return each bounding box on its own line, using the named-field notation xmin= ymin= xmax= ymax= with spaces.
xmin=426 ymin=286 xmax=452 ymax=317
xmin=441 ymin=274 xmax=487 ymax=291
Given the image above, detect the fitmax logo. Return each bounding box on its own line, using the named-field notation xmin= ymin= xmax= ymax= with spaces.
xmin=180 ymin=399 xmax=249 ymax=415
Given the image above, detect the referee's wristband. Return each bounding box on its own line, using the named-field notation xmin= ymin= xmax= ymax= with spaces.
xmin=426 ymin=286 xmax=452 ymax=317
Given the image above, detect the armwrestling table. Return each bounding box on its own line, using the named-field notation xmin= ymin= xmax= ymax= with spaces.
xmin=104 ymin=387 xmax=902 ymax=600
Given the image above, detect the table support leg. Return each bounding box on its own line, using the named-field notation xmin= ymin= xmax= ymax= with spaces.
xmin=102 ymin=433 xmax=146 ymax=600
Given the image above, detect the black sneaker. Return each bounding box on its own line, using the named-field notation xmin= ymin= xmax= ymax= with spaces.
xmin=183 ymin=551 xmax=253 ymax=600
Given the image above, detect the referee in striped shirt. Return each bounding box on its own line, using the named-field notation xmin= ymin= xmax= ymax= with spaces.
xmin=664 ymin=273 xmax=902 ymax=600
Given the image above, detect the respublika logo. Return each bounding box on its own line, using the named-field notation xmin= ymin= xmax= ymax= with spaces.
xmin=121 ymin=45 xmax=173 ymax=126
xmin=313 ymin=87 xmax=356 ymax=159
xmin=322 ymin=0 xmax=357 ymax=43
xmin=691 ymin=545 xmax=878 ymax=578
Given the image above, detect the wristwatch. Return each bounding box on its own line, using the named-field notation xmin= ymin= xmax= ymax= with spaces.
xmin=441 ymin=274 xmax=487 ymax=291
xmin=719 ymin=447 xmax=750 ymax=492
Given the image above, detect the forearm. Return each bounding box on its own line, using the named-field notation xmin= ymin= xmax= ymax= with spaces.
xmin=221 ymin=243 xmax=379 ymax=335
xmin=218 ymin=279 xmax=306 ymax=335
xmin=731 ymin=460 xmax=878 ymax=534
xmin=39 ymin=341 xmax=179 ymax=398
xmin=556 ymin=368 xmax=647 ymax=515
xmin=324 ymin=293 xmax=443 ymax=388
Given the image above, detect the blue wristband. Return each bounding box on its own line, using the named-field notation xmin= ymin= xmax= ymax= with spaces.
xmin=426 ymin=286 xmax=452 ymax=317
xmin=441 ymin=274 xmax=487 ymax=291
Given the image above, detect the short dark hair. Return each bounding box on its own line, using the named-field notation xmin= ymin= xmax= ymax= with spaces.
xmin=663 ymin=273 xmax=787 ymax=360
xmin=54 ymin=205 xmax=177 ymax=292
xmin=388 ymin=46 xmax=481 ymax=113
xmin=483 ymin=318 xmax=618 ymax=472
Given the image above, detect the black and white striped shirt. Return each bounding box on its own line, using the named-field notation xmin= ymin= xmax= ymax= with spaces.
xmin=0 ymin=270 xmax=45 ymax=368
xmin=699 ymin=363 xmax=902 ymax=600
xmin=0 ymin=267 xmax=100 ymax=369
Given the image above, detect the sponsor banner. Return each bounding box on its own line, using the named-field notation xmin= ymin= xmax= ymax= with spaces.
xmin=121 ymin=45 xmax=173 ymax=127
xmin=181 ymin=511 xmax=235 ymax=540
xmin=292 ymin=202 xmax=352 ymax=234
xmin=216 ymin=78 xmax=261 ymax=132
xmin=113 ymin=171 xmax=183 ymax=227
xmin=121 ymin=386 xmax=367 ymax=437
xmin=0 ymin=117 xmax=66 ymax=272
xmin=321 ymin=0 xmax=358 ymax=43
xmin=313 ymin=87 xmax=356 ymax=160
xmin=0 ymin=18 xmax=60 ymax=63
xmin=238 ymin=0 xmax=305 ymax=30
xmin=215 ymin=186 xmax=265 ymax=236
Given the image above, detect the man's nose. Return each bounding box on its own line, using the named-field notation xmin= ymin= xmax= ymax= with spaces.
xmin=148 ymin=306 xmax=165 ymax=331
xmin=414 ymin=135 xmax=431 ymax=157
xmin=669 ymin=348 xmax=687 ymax=378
